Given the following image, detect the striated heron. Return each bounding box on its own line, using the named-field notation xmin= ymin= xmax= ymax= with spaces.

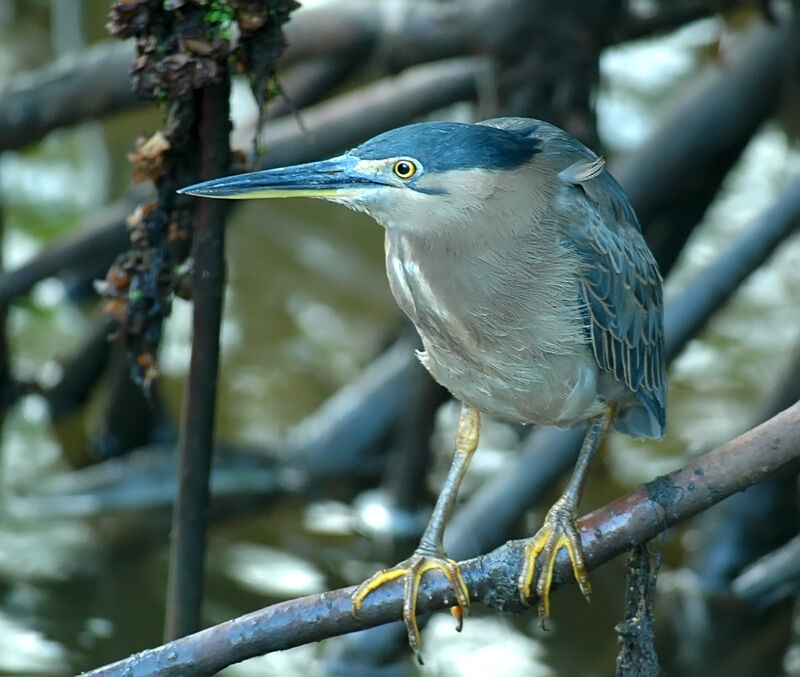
xmin=180 ymin=117 xmax=666 ymax=662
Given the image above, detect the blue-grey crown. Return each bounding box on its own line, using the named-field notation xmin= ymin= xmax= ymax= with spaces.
xmin=352 ymin=122 xmax=541 ymax=173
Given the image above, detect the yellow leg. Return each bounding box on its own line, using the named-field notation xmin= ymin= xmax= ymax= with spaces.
xmin=517 ymin=409 xmax=612 ymax=625
xmin=352 ymin=403 xmax=480 ymax=664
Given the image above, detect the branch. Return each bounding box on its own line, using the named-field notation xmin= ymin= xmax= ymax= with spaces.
xmin=267 ymin=55 xmax=363 ymax=119
xmin=15 ymin=336 xmax=416 ymax=519
xmin=0 ymin=41 xmax=139 ymax=152
xmin=164 ymin=78 xmax=232 ymax=639
xmin=44 ymin=316 xmax=116 ymax=420
xmin=733 ymin=534 xmax=800 ymax=607
xmin=81 ymin=400 xmax=800 ymax=677
xmin=0 ymin=199 xmax=133 ymax=306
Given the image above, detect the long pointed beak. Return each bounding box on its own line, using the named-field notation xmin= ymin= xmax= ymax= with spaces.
xmin=178 ymin=155 xmax=380 ymax=200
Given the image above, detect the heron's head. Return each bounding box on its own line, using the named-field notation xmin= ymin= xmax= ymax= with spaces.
xmin=179 ymin=122 xmax=542 ymax=235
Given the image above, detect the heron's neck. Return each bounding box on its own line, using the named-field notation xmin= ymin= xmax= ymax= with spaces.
xmin=383 ymin=217 xmax=584 ymax=372
xmin=385 ymin=215 xmax=568 ymax=308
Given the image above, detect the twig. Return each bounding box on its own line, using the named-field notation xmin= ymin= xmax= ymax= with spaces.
xmin=81 ymin=400 xmax=800 ymax=677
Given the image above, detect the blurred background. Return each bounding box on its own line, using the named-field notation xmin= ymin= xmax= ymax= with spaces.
xmin=0 ymin=0 xmax=799 ymax=675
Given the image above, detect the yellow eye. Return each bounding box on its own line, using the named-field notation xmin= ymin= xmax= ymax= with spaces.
xmin=393 ymin=159 xmax=417 ymax=179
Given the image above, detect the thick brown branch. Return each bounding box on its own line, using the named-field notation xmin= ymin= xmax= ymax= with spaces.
xmin=82 ymin=401 xmax=800 ymax=677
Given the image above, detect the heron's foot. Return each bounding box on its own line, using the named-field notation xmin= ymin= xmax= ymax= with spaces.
xmin=517 ymin=499 xmax=591 ymax=626
xmin=351 ymin=547 xmax=470 ymax=664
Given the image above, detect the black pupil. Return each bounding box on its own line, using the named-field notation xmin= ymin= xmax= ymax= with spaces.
xmin=397 ymin=162 xmax=411 ymax=176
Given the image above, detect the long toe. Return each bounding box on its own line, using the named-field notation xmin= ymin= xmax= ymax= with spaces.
xmin=517 ymin=504 xmax=591 ymax=625
xmin=351 ymin=549 xmax=470 ymax=663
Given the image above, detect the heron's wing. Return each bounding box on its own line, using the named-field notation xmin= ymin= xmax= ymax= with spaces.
xmin=568 ymin=183 xmax=666 ymax=438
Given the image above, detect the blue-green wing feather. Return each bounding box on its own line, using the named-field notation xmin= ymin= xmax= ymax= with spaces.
xmin=570 ymin=197 xmax=666 ymax=439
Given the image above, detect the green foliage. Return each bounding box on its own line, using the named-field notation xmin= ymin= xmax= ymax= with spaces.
xmin=205 ymin=0 xmax=235 ymax=38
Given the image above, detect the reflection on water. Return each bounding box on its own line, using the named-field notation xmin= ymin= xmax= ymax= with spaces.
xmin=0 ymin=6 xmax=798 ymax=677
xmin=0 ymin=610 xmax=67 ymax=675
xmin=221 ymin=542 xmax=326 ymax=598
xmin=422 ymin=614 xmax=555 ymax=677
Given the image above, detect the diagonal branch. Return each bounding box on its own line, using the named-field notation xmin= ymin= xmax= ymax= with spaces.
xmin=82 ymin=400 xmax=800 ymax=677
